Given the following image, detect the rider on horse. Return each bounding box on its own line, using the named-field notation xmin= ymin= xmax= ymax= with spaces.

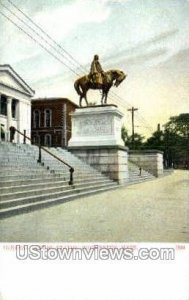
xmin=89 ymin=54 xmax=106 ymax=85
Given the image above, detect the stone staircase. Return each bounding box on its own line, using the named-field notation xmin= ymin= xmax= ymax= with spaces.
xmin=0 ymin=142 xmax=118 ymax=218
xmin=128 ymin=160 xmax=155 ymax=184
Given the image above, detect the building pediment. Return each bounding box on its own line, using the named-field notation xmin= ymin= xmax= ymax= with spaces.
xmin=0 ymin=65 xmax=35 ymax=97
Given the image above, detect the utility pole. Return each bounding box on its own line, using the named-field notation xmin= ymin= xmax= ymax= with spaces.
xmin=127 ymin=107 xmax=138 ymax=146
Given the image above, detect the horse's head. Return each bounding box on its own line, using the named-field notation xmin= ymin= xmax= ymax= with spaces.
xmin=113 ymin=70 xmax=127 ymax=87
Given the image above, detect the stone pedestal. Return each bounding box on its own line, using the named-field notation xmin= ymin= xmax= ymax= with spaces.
xmin=68 ymin=105 xmax=128 ymax=184
xmin=68 ymin=105 xmax=124 ymax=147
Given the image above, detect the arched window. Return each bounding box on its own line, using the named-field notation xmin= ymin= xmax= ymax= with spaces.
xmin=44 ymin=109 xmax=52 ymax=127
xmin=32 ymin=135 xmax=40 ymax=145
xmin=33 ymin=110 xmax=40 ymax=128
xmin=44 ymin=134 xmax=52 ymax=147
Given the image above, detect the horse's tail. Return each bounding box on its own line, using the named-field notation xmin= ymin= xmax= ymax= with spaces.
xmin=74 ymin=79 xmax=83 ymax=96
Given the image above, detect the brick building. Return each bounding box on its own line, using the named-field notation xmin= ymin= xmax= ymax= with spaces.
xmin=31 ymin=98 xmax=78 ymax=147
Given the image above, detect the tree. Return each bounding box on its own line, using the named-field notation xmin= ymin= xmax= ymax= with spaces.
xmin=144 ymin=113 xmax=189 ymax=168
xmin=164 ymin=113 xmax=189 ymax=137
xmin=121 ymin=126 xmax=128 ymax=145
xmin=163 ymin=114 xmax=189 ymax=168
xmin=144 ymin=129 xmax=164 ymax=151
xmin=121 ymin=126 xmax=145 ymax=150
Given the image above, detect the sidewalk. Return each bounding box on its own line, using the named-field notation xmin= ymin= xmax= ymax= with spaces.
xmin=0 ymin=170 xmax=188 ymax=242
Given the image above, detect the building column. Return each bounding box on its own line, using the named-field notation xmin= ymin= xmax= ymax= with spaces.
xmin=7 ymin=96 xmax=12 ymax=141
xmin=64 ymin=103 xmax=67 ymax=146
xmin=0 ymin=93 xmax=1 ymax=142
xmin=17 ymin=100 xmax=21 ymax=143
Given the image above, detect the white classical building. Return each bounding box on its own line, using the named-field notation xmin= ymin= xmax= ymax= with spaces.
xmin=0 ymin=65 xmax=35 ymax=143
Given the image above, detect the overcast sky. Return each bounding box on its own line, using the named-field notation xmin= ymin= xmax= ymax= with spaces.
xmin=0 ymin=0 xmax=189 ymax=136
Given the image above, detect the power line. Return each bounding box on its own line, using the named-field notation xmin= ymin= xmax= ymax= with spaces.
xmin=6 ymin=0 xmax=87 ymax=74
xmin=0 ymin=0 xmax=155 ymax=135
xmin=0 ymin=2 xmax=82 ymax=76
xmin=0 ymin=10 xmax=80 ymax=76
xmin=1 ymin=1 xmax=137 ymax=109
xmin=2 ymin=0 xmax=153 ymax=132
xmin=108 ymin=91 xmax=154 ymax=134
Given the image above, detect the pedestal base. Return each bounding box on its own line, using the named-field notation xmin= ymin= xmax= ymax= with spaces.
xmin=69 ymin=145 xmax=129 ymax=184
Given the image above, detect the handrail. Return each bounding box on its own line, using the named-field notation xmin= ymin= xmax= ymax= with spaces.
xmin=9 ymin=126 xmax=74 ymax=185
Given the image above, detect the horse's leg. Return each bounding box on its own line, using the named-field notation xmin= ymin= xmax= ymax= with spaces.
xmin=105 ymin=93 xmax=108 ymax=104
xmin=85 ymin=91 xmax=89 ymax=106
xmin=79 ymin=95 xmax=82 ymax=107
xmin=104 ymin=88 xmax=110 ymax=104
xmin=82 ymin=87 xmax=89 ymax=106
xmin=101 ymin=89 xmax=104 ymax=105
xmin=104 ymin=92 xmax=107 ymax=104
xmin=79 ymin=91 xmax=88 ymax=107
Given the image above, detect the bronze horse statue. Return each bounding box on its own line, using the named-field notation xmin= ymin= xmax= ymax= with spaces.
xmin=74 ymin=69 xmax=126 ymax=107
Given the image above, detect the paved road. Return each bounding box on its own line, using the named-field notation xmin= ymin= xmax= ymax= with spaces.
xmin=0 ymin=170 xmax=188 ymax=242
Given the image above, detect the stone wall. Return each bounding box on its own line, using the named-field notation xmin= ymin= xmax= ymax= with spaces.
xmin=69 ymin=145 xmax=129 ymax=184
xmin=129 ymin=150 xmax=164 ymax=177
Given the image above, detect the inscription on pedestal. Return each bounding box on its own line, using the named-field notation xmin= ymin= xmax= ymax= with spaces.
xmin=75 ymin=116 xmax=112 ymax=136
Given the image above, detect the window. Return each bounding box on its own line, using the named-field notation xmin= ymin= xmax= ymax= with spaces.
xmin=44 ymin=109 xmax=52 ymax=127
xmin=32 ymin=135 xmax=40 ymax=145
xmin=33 ymin=110 xmax=40 ymax=128
xmin=12 ymin=99 xmax=18 ymax=118
xmin=0 ymin=124 xmax=5 ymax=141
xmin=44 ymin=134 xmax=52 ymax=147
xmin=0 ymin=95 xmax=7 ymax=116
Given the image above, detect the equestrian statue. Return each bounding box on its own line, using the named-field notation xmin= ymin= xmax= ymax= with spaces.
xmin=74 ymin=55 xmax=127 ymax=107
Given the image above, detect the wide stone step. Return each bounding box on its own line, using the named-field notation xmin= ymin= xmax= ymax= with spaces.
xmin=128 ymin=160 xmax=155 ymax=184
xmin=0 ymin=179 xmax=113 ymax=201
xmin=49 ymin=159 xmax=84 ymax=166
xmin=0 ymin=173 xmax=107 ymax=187
xmin=129 ymin=176 xmax=153 ymax=181
xmin=0 ymin=168 xmax=50 ymax=174
xmin=0 ymin=162 xmax=44 ymax=168
xmin=129 ymin=173 xmax=154 ymax=178
xmin=0 ymin=173 xmax=60 ymax=183
xmin=0 ymin=163 xmax=99 ymax=176
xmin=0 ymin=184 xmax=119 ymax=219
xmin=129 ymin=174 xmax=154 ymax=180
xmin=0 ymin=158 xmax=39 ymax=164
xmin=0 ymin=182 xmax=118 ymax=216
xmin=47 ymin=147 xmax=91 ymax=164
xmin=128 ymin=176 xmax=155 ymax=184
xmin=0 ymin=153 xmax=29 ymax=157
xmin=0 ymin=164 xmax=99 ymax=177
xmin=0 ymin=177 xmax=112 ymax=194
xmin=0 ymin=167 xmax=102 ymax=177
xmin=0 ymin=170 xmax=52 ymax=177
xmin=0 ymin=143 xmax=120 ymax=217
